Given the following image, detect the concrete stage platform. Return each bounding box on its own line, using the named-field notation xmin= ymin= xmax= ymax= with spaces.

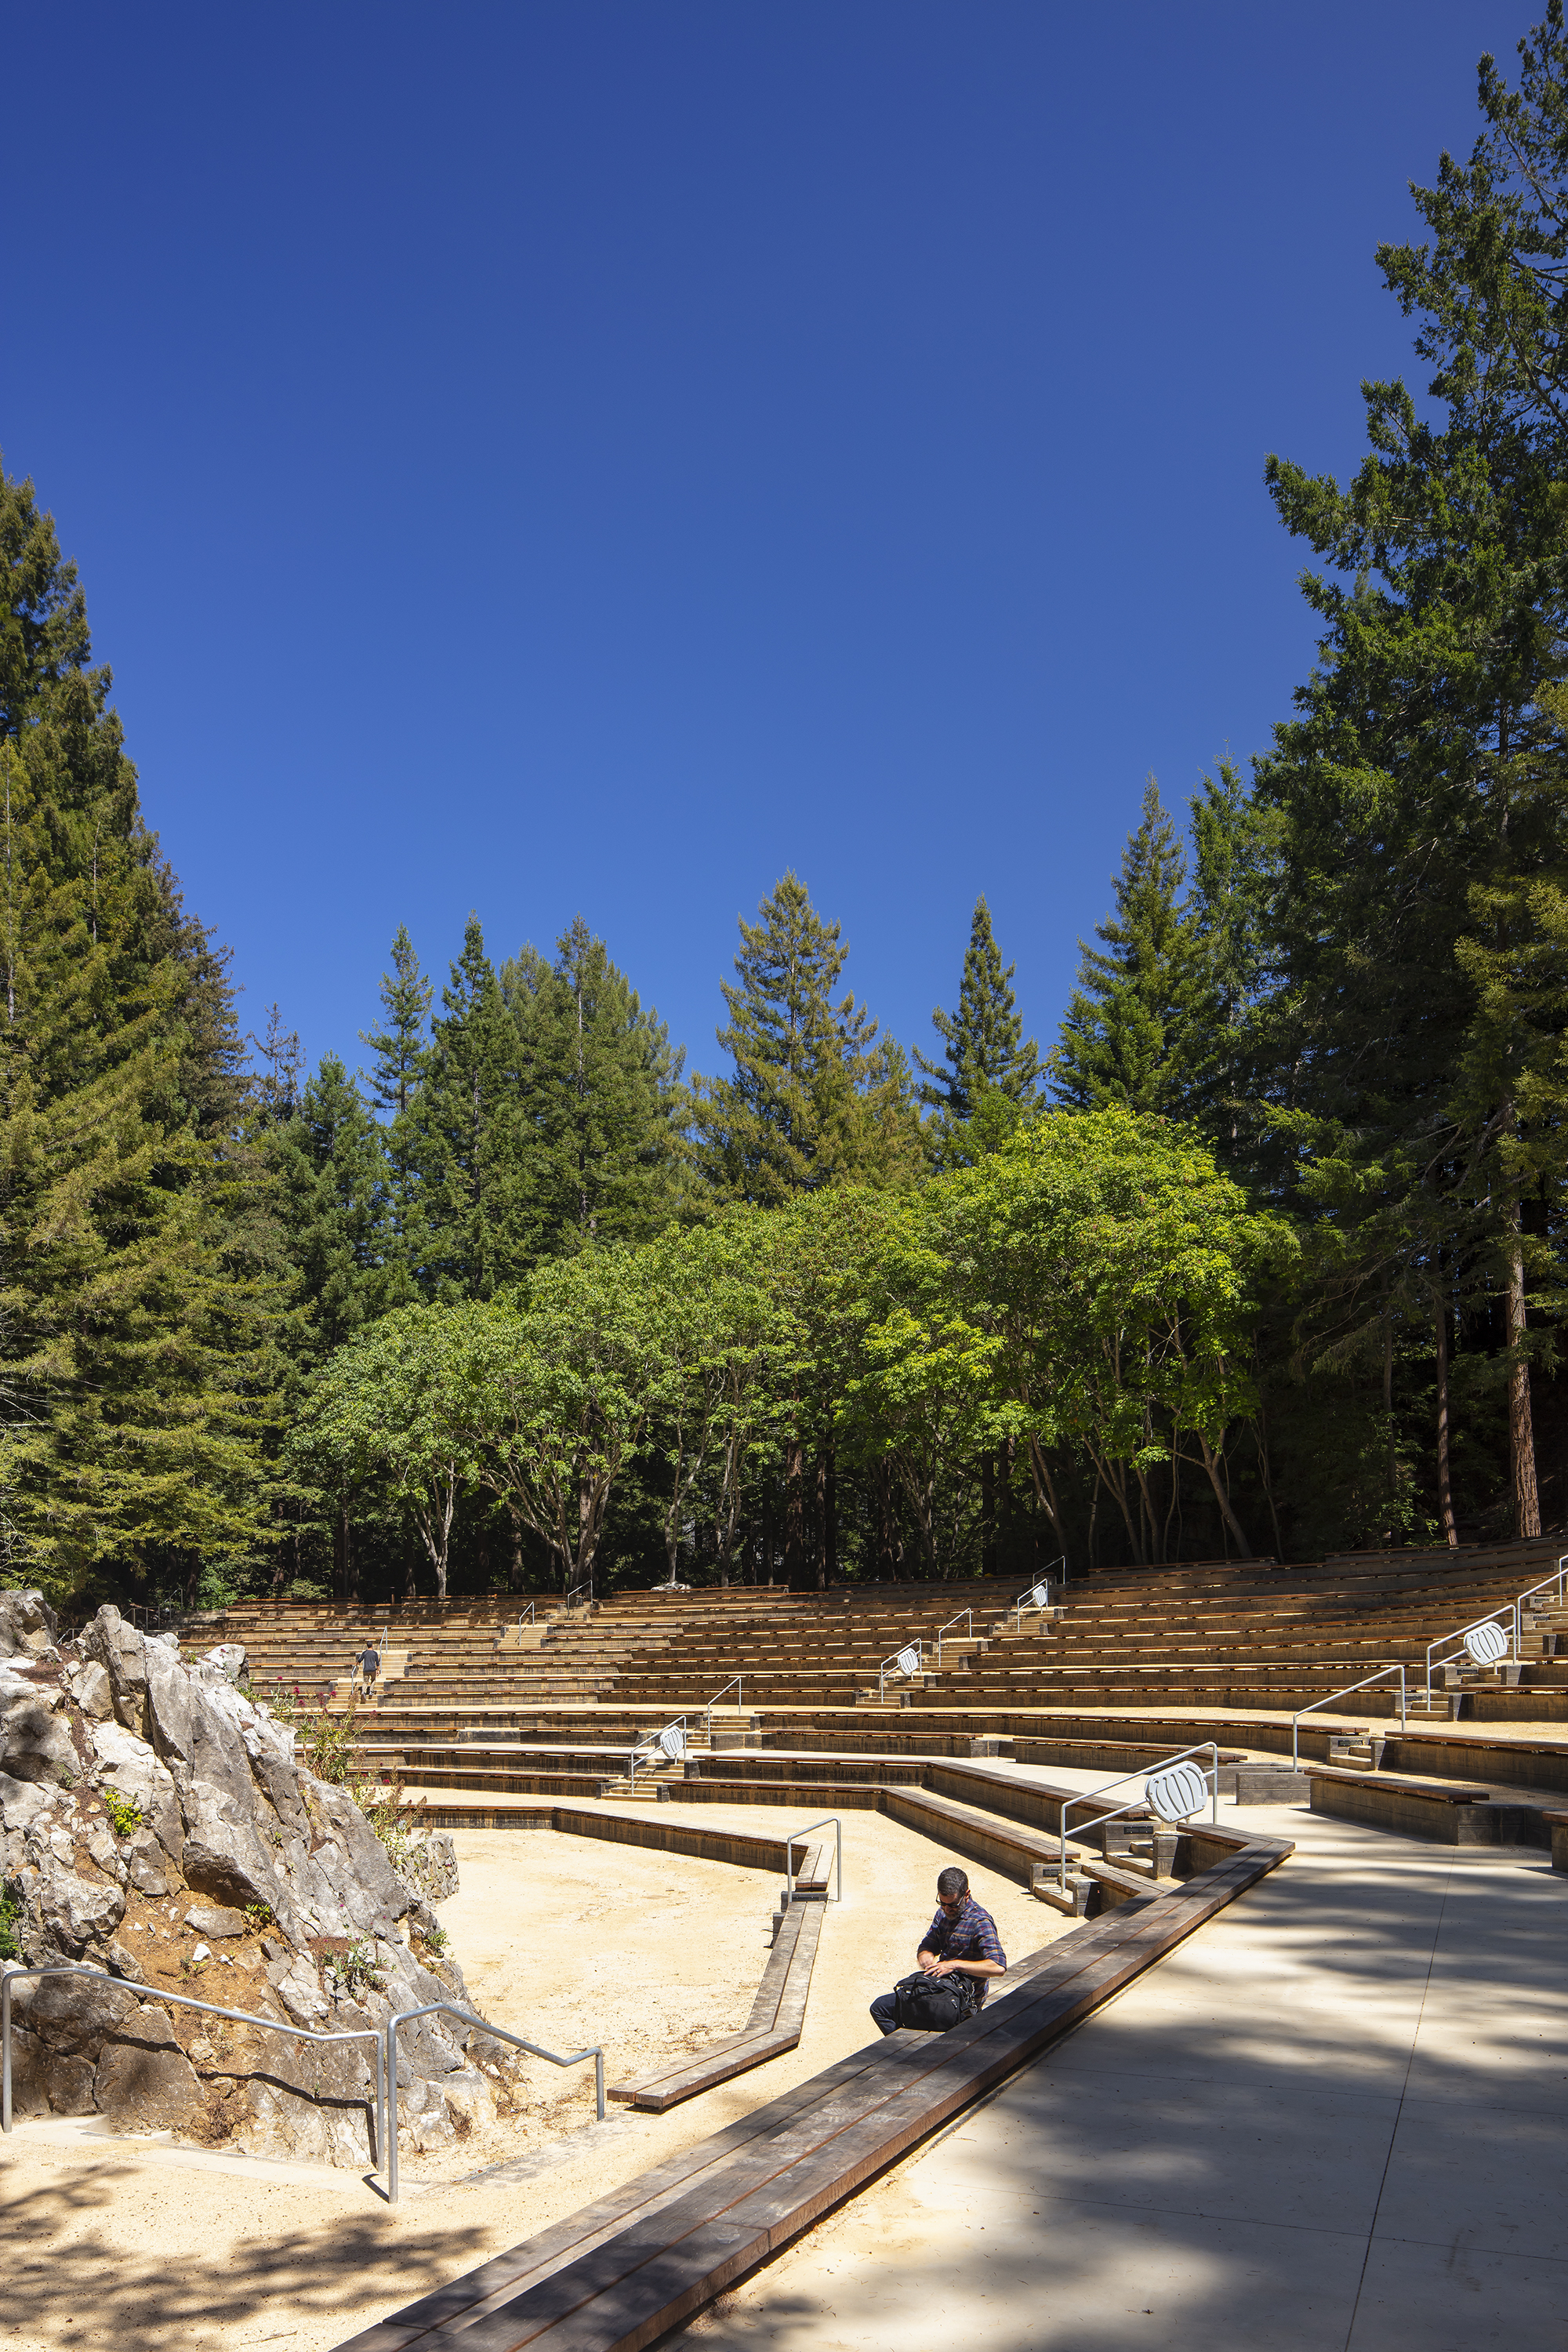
xmin=668 ymin=1798 xmax=1568 ymax=2350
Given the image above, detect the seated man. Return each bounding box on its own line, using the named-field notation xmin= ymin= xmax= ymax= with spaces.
xmin=870 ymin=1865 xmax=1007 ymax=2035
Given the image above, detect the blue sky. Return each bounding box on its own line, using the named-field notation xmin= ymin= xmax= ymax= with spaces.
xmin=0 ymin=2 xmax=1528 ymax=1091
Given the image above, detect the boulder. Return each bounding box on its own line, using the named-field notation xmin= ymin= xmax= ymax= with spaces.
xmin=95 ymin=2005 xmax=205 ymax=2132
xmin=202 ymin=1643 xmax=247 ymax=1682
xmin=0 ymin=1666 xmax=79 ymax=1786
xmin=183 ymin=1903 xmax=246 ymax=1940
xmin=0 ymin=1595 xmax=485 ymax=2168
xmin=0 ymin=1589 xmax=58 ymax=1661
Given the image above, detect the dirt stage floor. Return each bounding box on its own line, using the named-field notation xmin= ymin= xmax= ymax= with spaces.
xmin=2 ymin=1804 xmax=1069 ymax=2352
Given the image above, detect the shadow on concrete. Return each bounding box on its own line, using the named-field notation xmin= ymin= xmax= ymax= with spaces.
xmin=662 ymin=1830 xmax=1568 ymax=2350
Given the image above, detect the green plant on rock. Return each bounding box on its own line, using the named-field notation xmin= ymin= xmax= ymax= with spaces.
xmin=245 ymin=1901 xmax=274 ymax=1932
xmin=0 ymin=1886 xmax=21 ymax=1962
xmin=101 ymin=1790 xmax=143 ymax=1839
xmin=325 ymin=1937 xmax=384 ymax=2001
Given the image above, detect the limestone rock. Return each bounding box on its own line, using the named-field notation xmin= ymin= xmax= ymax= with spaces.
xmin=183 ymin=1903 xmax=245 ymax=1939
xmin=0 ymin=1666 xmax=79 ymax=1786
xmin=1 ymin=1595 xmax=485 ymax=2168
xmin=203 ymin=1642 xmax=247 ymax=1682
xmin=95 ymin=2005 xmax=204 ymax=2131
xmin=0 ymin=1589 xmax=59 ymax=1661
xmin=69 ymin=1661 xmax=114 ymax=1720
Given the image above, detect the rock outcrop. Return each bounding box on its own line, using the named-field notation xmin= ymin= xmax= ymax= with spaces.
xmin=0 ymin=1595 xmax=514 ymax=2166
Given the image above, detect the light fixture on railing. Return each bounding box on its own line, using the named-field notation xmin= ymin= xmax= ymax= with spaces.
xmin=1145 ymin=1762 xmax=1210 ymax=1824
xmin=1465 ymin=1621 xmax=1509 ymax=1668
xmin=895 ymin=1643 xmax=920 ymax=1679
xmin=656 ymin=1722 xmax=686 ymax=1762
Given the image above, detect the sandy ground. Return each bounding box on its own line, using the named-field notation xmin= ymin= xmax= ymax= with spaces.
xmin=1 ymin=1804 xmax=1069 ymax=2352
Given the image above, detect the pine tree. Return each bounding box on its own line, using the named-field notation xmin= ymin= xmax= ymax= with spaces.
xmin=1255 ymin=14 xmax=1568 ymax=1537
xmin=502 ymin=914 xmax=684 ymax=1251
xmin=915 ymin=896 xmax=1040 ymax=1161
xmin=692 ymin=873 xmax=917 ymax=1206
xmin=1051 ymin=779 xmax=1196 ymax=1115
xmin=360 ymin=924 xmax=432 ymax=1302
xmin=1181 ymin=760 xmax=1272 ymax=1156
xmin=0 ymin=465 xmax=289 ymax=1598
xmin=411 ymin=914 xmax=532 ymax=1298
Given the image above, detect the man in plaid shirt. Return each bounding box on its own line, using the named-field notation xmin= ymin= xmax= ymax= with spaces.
xmin=869 ymin=1866 xmax=1007 ymax=2034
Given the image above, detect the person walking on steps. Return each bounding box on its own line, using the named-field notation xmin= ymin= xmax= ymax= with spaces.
xmin=357 ymin=1642 xmax=380 ymax=1700
xmin=870 ymin=1867 xmax=1007 ymax=2035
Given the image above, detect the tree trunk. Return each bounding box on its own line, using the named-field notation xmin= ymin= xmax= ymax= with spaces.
xmin=785 ymin=1421 xmax=805 ymax=1588
xmin=981 ymin=1450 xmax=996 ymax=1574
xmin=873 ymin=1461 xmax=898 ymax=1579
xmin=1435 ymin=1289 xmax=1457 ymax=1548
xmin=824 ymin=1443 xmax=837 ymax=1586
xmin=1196 ymin=1434 xmax=1252 ymax=1558
xmin=1505 ymin=1210 xmax=1541 ymax=1537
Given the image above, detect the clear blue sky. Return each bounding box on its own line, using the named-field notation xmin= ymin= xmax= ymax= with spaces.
xmin=0 ymin=2 xmax=1529 ymax=1091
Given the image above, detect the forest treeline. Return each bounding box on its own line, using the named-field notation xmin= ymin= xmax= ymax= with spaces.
xmin=5 ymin=10 xmax=1568 ymax=1606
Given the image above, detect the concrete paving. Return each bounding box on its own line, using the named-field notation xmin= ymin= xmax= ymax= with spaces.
xmin=673 ymin=1801 xmax=1568 ymax=2350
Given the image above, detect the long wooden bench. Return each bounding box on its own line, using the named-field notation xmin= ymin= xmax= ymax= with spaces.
xmin=334 ymin=1828 xmax=1291 ymax=2352
xmin=608 ymin=1847 xmax=828 ymax=2112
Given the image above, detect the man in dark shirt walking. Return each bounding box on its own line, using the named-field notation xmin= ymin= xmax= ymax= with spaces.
xmin=870 ymin=1866 xmax=1007 ymax=2034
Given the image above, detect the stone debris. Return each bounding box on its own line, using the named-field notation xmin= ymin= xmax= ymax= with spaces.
xmin=1 ymin=1593 xmax=515 ymax=2166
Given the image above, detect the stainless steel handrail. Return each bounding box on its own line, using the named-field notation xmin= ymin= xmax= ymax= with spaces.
xmin=628 ymin=1715 xmax=689 ymax=1791
xmin=564 ymin=1577 xmax=593 ymax=1613
xmin=1292 ymin=1664 xmax=1407 ymax=1769
xmin=703 ymin=1675 xmax=745 ymax=1737
xmin=385 ymin=1999 xmax=604 ymax=2203
xmin=2 ymin=1962 xmax=386 ymax=2154
xmin=1425 ymin=1604 xmax=1517 ymax=1699
xmin=783 ymin=1816 xmax=842 ymax=1905
xmin=934 ymin=1611 xmax=971 ymax=1666
xmin=1056 ymin=1742 xmax=1219 ymax=1893
xmin=1011 ymin=1558 xmax=1065 ymax=1631
xmin=876 ymin=1640 xmax=924 ymax=1702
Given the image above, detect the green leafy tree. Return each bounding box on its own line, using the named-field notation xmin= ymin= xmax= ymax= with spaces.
xmin=292 ymin=1304 xmax=479 ymax=1598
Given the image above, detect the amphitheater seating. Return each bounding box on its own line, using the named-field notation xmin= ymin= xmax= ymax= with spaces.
xmin=198 ymin=1541 xmax=1568 ymax=1762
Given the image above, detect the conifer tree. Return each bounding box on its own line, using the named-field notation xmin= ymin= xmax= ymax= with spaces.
xmin=692 ymin=873 xmax=917 ymax=1205
xmin=915 ymin=896 xmax=1040 ymax=1161
xmin=1051 ymin=779 xmax=1196 ymax=1116
xmin=412 ymin=914 xmax=532 ymax=1298
xmin=360 ymin=924 xmax=432 ymax=1301
xmin=502 ymin=914 xmax=684 ymax=1251
xmin=0 ymin=464 xmax=289 ymax=1597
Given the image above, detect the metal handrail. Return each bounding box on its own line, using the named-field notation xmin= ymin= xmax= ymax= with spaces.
xmin=876 ymin=1639 xmax=924 ymax=1702
xmin=1056 ymin=1743 xmax=1219 ymax=1893
xmin=1514 ymin=1555 xmax=1568 ymax=1627
xmin=564 ymin=1577 xmax=593 ymax=1613
xmin=514 ymin=1601 xmax=537 ymax=1632
xmin=934 ymin=1611 xmax=971 ymax=1666
xmin=2 ymin=1962 xmax=386 ymax=2154
xmin=1425 ymin=1604 xmax=1517 ymax=1698
xmin=1293 ymin=1664 xmax=1407 ymax=1769
xmin=1011 ymin=1558 xmax=1065 ymax=1631
xmin=385 ymin=1999 xmax=604 ymax=2203
xmin=703 ymin=1676 xmax=744 ymax=1737
xmin=629 ymin=1716 xmax=688 ymax=1790
xmin=783 ymin=1816 xmax=843 ymax=1905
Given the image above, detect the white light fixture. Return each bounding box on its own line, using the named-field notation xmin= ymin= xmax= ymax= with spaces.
xmin=896 ymin=1644 xmax=920 ymax=1678
xmin=1030 ymin=1582 xmax=1051 ymax=1610
xmin=657 ymin=1724 xmax=686 ymax=1761
xmin=1464 ymin=1621 xmax=1509 ymax=1667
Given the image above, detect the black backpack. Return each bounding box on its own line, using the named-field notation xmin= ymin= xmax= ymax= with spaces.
xmin=892 ymin=1969 xmax=980 ymax=2033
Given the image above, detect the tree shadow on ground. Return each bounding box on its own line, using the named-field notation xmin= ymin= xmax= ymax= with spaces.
xmin=0 ymin=2154 xmax=492 ymax=2350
